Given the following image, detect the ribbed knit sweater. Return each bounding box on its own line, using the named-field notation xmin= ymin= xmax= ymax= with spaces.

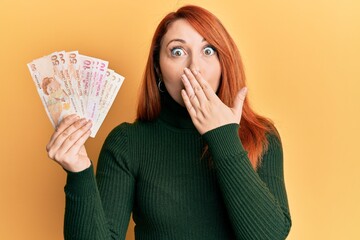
xmin=64 ymin=92 xmax=291 ymax=240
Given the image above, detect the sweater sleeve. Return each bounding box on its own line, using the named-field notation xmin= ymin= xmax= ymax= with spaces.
xmin=202 ymin=123 xmax=292 ymax=240
xmin=63 ymin=124 xmax=135 ymax=240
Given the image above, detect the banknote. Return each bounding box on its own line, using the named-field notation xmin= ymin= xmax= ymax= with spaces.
xmin=27 ymin=52 xmax=78 ymax=127
xmin=80 ymin=54 xmax=109 ymax=121
xmin=91 ymin=70 xmax=125 ymax=137
xmin=66 ymin=51 xmax=86 ymax=116
xmin=27 ymin=51 xmax=125 ymax=137
xmin=55 ymin=51 xmax=82 ymax=115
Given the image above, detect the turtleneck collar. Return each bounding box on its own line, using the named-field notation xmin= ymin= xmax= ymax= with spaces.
xmin=159 ymin=91 xmax=196 ymax=130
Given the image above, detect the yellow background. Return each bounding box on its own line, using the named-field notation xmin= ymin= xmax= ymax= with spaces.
xmin=1 ymin=0 xmax=359 ymax=239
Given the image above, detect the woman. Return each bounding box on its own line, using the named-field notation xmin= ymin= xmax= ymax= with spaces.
xmin=46 ymin=5 xmax=292 ymax=240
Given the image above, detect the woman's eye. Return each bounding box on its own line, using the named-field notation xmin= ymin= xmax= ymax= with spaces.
xmin=203 ymin=46 xmax=216 ymax=56
xmin=171 ymin=48 xmax=185 ymax=57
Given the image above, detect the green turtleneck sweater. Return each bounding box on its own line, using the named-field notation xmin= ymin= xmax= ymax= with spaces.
xmin=63 ymin=93 xmax=291 ymax=240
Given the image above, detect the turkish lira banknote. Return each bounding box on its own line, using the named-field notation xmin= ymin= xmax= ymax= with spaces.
xmin=27 ymin=51 xmax=125 ymax=137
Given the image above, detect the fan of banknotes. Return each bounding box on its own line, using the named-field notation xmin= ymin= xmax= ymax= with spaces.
xmin=27 ymin=51 xmax=125 ymax=138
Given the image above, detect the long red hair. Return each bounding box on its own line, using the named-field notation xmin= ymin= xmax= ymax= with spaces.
xmin=137 ymin=5 xmax=278 ymax=169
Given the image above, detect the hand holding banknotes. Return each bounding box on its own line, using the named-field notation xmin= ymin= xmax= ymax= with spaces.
xmin=46 ymin=114 xmax=92 ymax=172
xmin=28 ymin=51 xmax=125 ymax=171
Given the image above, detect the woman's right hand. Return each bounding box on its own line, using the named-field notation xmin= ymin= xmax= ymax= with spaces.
xmin=46 ymin=114 xmax=92 ymax=172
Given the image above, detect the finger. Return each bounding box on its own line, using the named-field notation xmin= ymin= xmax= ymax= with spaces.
xmin=184 ymin=68 xmax=207 ymax=105
xmin=59 ymin=120 xmax=92 ymax=157
xmin=47 ymin=114 xmax=79 ymax=151
xmin=67 ymin=129 xmax=92 ymax=157
xmin=190 ymin=68 xmax=218 ymax=102
xmin=232 ymin=87 xmax=248 ymax=116
xmin=181 ymin=89 xmax=197 ymax=117
xmin=181 ymin=73 xmax=200 ymax=108
xmin=47 ymin=118 xmax=89 ymax=159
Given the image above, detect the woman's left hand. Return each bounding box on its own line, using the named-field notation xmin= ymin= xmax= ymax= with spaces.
xmin=181 ymin=67 xmax=248 ymax=135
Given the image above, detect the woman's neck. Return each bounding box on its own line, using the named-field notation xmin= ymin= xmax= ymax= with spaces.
xmin=159 ymin=91 xmax=196 ymax=130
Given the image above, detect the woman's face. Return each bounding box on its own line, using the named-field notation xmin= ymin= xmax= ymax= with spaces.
xmin=46 ymin=78 xmax=61 ymax=95
xmin=159 ymin=19 xmax=221 ymax=106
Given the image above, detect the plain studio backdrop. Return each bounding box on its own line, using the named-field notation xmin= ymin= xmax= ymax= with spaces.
xmin=0 ymin=0 xmax=359 ymax=239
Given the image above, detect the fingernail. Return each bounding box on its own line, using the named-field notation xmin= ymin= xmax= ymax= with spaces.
xmin=192 ymin=68 xmax=198 ymax=75
xmin=242 ymin=87 xmax=248 ymax=95
xmin=78 ymin=118 xmax=86 ymax=125
xmin=184 ymin=68 xmax=190 ymax=74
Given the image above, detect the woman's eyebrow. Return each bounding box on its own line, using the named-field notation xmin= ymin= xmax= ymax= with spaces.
xmin=166 ymin=39 xmax=186 ymax=48
xmin=166 ymin=38 xmax=207 ymax=48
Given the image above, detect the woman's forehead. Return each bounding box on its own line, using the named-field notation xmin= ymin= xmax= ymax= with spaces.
xmin=161 ymin=19 xmax=205 ymax=46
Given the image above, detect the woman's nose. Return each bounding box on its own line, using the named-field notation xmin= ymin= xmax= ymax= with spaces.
xmin=188 ymin=56 xmax=201 ymax=73
xmin=189 ymin=64 xmax=200 ymax=73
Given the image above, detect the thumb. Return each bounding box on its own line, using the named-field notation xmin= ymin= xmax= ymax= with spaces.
xmin=232 ymin=87 xmax=248 ymax=116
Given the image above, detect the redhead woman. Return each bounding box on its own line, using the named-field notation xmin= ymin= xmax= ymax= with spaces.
xmin=46 ymin=5 xmax=292 ymax=240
